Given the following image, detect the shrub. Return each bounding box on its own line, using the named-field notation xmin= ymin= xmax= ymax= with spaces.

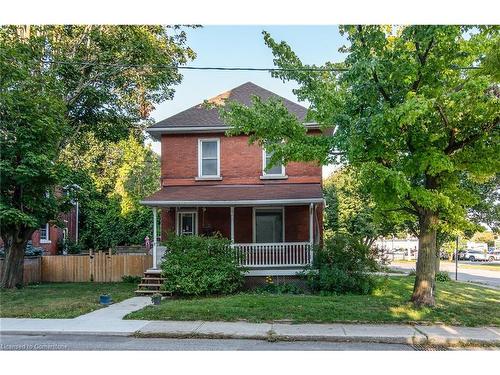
xmin=161 ymin=234 xmax=245 ymax=296
xmin=0 ymin=242 xmax=43 ymax=258
xmin=254 ymin=279 xmax=304 ymax=295
xmin=406 ymin=270 xmax=450 ymax=282
xmin=435 ymin=271 xmax=451 ymax=282
xmin=304 ymin=234 xmax=378 ymax=295
xmin=56 ymin=239 xmax=84 ymax=254
xmin=121 ymin=275 xmax=142 ymax=283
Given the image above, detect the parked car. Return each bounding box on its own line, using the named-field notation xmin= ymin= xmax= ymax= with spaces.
xmin=451 ymin=250 xmax=467 ymax=260
xmin=0 ymin=241 xmax=43 ymax=258
xmin=488 ymin=250 xmax=500 ymax=261
xmin=439 ymin=251 xmax=451 ymax=260
xmin=463 ymin=249 xmax=489 ymax=262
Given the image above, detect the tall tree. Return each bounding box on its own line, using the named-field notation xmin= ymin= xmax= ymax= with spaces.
xmin=222 ymin=26 xmax=499 ymax=306
xmin=324 ymin=167 xmax=407 ymax=246
xmin=61 ymin=132 xmax=161 ymax=250
xmin=0 ymin=25 xmax=195 ymax=288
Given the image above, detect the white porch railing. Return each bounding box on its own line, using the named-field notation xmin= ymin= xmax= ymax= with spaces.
xmin=233 ymin=242 xmax=312 ymax=268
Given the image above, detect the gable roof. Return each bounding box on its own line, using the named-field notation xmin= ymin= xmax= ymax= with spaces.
xmin=147 ymin=82 xmax=311 ymax=139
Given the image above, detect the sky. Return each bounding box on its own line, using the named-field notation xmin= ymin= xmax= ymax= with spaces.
xmin=149 ymin=25 xmax=348 ymax=178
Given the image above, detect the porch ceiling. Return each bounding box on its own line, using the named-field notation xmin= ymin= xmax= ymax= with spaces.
xmin=140 ymin=183 xmax=324 ymax=207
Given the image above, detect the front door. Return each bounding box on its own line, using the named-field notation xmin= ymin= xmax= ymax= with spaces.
xmin=178 ymin=212 xmax=197 ymax=236
xmin=254 ymin=208 xmax=283 ymax=243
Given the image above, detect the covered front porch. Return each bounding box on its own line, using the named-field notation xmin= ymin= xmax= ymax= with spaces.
xmin=140 ymin=184 xmax=324 ymax=276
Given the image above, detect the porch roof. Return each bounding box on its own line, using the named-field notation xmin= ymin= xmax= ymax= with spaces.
xmin=140 ymin=183 xmax=323 ymax=207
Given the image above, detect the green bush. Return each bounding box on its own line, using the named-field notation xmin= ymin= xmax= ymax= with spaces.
xmin=254 ymin=279 xmax=304 ymax=295
xmin=121 ymin=275 xmax=142 ymax=283
xmin=436 ymin=271 xmax=451 ymax=282
xmin=161 ymin=234 xmax=245 ymax=296
xmin=304 ymin=234 xmax=378 ymax=295
xmin=407 ymin=270 xmax=450 ymax=282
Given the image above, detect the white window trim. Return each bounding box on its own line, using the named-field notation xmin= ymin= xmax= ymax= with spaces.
xmin=40 ymin=223 xmax=51 ymax=244
xmin=252 ymin=207 xmax=285 ymax=243
xmin=176 ymin=210 xmax=198 ymax=236
xmin=261 ymin=148 xmax=286 ymax=178
xmin=198 ymin=138 xmax=221 ymax=178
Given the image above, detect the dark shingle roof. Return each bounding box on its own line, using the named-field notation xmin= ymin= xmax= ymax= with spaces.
xmin=148 ymin=82 xmax=308 ymax=130
xmin=141 ymin=183 xmax=323 ymax=206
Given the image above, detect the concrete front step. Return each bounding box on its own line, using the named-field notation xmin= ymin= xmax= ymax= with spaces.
xmin=137 ymin=284 xmax=163 ymax=288
xmin=134 ymin=289 xmax=172 ymax=296
xmin=136 ymin=269 xmax=168 ymax=296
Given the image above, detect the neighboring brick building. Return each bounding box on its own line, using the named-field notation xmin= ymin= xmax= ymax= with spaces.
xmin=142 ymin=82 xmax=325 ymax=276
xmin=1 ymin=206 xmax=78 ymax=255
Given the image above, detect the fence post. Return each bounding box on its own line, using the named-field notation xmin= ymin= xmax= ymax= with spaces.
xmin=108 ymin=248 xmax=112 ymax=282
xmin=89 ymin=249 xmax=94 ymax=282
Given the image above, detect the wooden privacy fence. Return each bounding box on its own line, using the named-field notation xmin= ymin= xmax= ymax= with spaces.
xmin=0 ymin=257 xmax=41 ymax=284
xmin=40 ymin=251 xmax=152 ymax=282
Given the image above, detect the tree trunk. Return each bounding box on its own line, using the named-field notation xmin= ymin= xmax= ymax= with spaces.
xmin=435 ymin=250 xmax=441 ymax=274
xmin=411 ymin=210 xmax=438 ymax=306
xmin=1 ymin=228 xmax=33 ymax=289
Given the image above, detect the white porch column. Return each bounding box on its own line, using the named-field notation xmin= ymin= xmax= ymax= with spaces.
xmin=309 ymin=203 xmax=314 ymax=244
xmin=152 ymin=207 xmax=158 ymax=269
xmin=309 ymin=203 xmax=314 ymax=264
xmin=230 ymin=206 xmax=235 ymax=243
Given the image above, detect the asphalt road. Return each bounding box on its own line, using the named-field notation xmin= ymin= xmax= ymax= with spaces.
xmin=0 ymin=334 xmax=414 ymax=351
xmin=390 ymin=261 xmax=500 ymax=288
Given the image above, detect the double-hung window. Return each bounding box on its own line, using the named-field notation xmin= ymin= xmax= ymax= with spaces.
xmin=39 ymin=223 xmax=50 ymax=243
xmin=198 ymin=139 xmax=220 ymax=178
xmin=262 ymin=148 xmax=285 ymax=177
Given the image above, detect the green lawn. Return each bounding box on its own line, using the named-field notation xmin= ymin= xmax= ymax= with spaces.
xmin=0 ymin=282 xmax=136 ymax=318
xmin=455 ymin=263 xmax=500 ymax=272
xmin=393 ymin=260 xmax=500 ymax=272
xmin=126 ymin=277 xmax=500 ymax=327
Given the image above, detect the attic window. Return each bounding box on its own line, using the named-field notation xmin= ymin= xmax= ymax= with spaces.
xmin=198 ymin=138 xmax=220 ymax=178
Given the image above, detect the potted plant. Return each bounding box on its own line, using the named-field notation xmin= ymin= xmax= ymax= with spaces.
xmin=151 ymin=293 xmax=162 ymax=305
xmin=99 ymin=294 xmax=112 ymax=305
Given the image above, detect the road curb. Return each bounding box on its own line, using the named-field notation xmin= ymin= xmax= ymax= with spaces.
xmin=0 ymin=330 xmax=133 ymax=337
xmin=132 ymin=330 xmax=499 ymax=347
xmin=2 ymin=329 xmax=499 ymax=347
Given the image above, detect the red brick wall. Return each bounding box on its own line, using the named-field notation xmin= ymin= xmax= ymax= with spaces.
xmin=161 ymin=132 xmax=322 ymax=186
xmin=160 ymin=209 xmax=176 ymax=240
xmin=234 ymin=207 xmax=253 ymax=243
xmin=158 ymin=205 xmax=323 ymax=244
xmin=199 ymin=207 xmax=231 ymax=237
xmin=30 ymin=225 xmax=59 ymax=255
xmin=285 ymin=206 xmax=310 ymax=242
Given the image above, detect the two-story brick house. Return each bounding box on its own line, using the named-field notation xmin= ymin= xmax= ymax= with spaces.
xmin=141 ymin=82 xmax=324 ymax=276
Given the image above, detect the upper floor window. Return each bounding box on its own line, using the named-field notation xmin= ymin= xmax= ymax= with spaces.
xmin=262 ymin=148 xmax=285 ymax=177
xmin=39 ymin=223 xmax=50 ymax=242
xmin=198 ymin=138 xmax=220 ymax=178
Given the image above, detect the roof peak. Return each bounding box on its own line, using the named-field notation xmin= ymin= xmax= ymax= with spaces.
xmin=148 ymin=81 xmax=308 ymax=136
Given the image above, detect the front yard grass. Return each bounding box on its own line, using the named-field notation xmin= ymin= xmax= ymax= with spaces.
xmin=125 ymin=277 xmax=500 ymax=326
xmin=0 ymin=282 xmax=136 ymax=318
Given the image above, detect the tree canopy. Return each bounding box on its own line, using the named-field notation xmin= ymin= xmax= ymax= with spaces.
xmin=61 ymin=132 xmax=160 ymax=250
xmin=323 ymin=167 xmax=407 ymax=246
xmin=222 ymin=25 xmax=499 ymax=306
xmin=0 ymin=25 xmax=195 ymax=287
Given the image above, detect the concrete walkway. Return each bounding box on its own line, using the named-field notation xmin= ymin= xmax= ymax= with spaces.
xmin=1 ymin=296 xmax=499 ymax=346
xmin=136 ymin=321 xmax=500 ymax=346
xmin=0 ymin=297 xmax=151 ymax=336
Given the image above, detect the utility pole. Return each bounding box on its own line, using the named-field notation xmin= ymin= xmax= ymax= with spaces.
xmin=455 ymin=236 xmax=459 ymax=281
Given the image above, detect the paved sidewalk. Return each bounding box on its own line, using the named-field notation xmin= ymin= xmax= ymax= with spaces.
xmin=136 ymin=321 xmax=500 ymax=346
xmin=1 ymin=297 xmax=499 ymax=346
xmin=0 ymin=297 xmax=151 ymax=336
